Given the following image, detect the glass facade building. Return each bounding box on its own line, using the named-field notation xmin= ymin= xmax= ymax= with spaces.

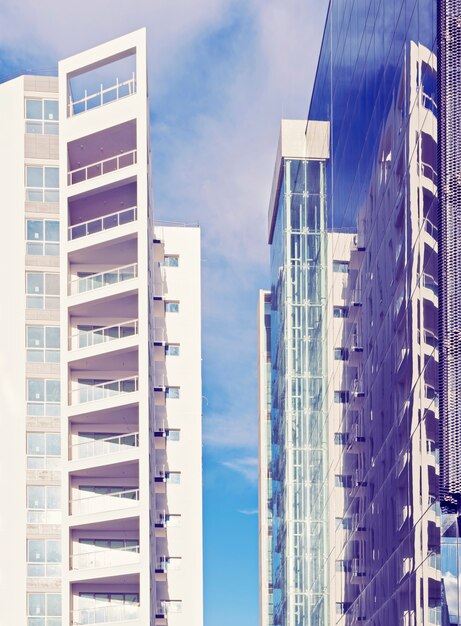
xmin=258 ymin=2 xmax=461 ymax=626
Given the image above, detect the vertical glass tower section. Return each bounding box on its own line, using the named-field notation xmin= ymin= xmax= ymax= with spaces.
xmin=269 ymin=121 xmax=329 ymax=626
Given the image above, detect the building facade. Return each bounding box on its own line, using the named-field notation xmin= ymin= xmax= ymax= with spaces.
xmin=0 ymin=30 xmax=203 ymax=626
xmin=259 ymin=1 xmax=451 ymax=625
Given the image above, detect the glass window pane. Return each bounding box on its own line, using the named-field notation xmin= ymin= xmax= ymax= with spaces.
xmin=28 ymin=593 xmax=45 ymax=615
xmin=26 ymin=121 xmax=43 ymax=134
xmin=46 ymin=380 xmax=60 ymax=403
xmin=28 ymin=379 xmax=44 ymax=402
xmin=28 ymin=540 xmax=45 ymax=563
xmin=27 ymin=220 xmax=43 ymax=241
xmin=28 ymin=486 xmax=45 ymax=509
xmin=45 ymin=350 xmax=60 ymax=363
xmin=27 ymin=242 xmax=44 ymax=256
xmin=47 ymin=487 xmax=60 ymax=509
xmin=28 ymin=327 xmax=44 ymax=348
xmin=26 ymin=167 xmax=43 ymax=188
xmin=46 ymin=433 xmax=61 ymax=456
xmin=44 ymin=167 xmax=59 ymax=189
xmin=27 ymin=432 xmax=45 ymax=455
xmin=47 ymin=541 xmax=61 ymax=563
xmin=26 ymin=100 xmax=43 ymax=120
xmin=47 ymin=594 xmax=62 ymax=616
xmin=44 ymin=100 xmax=59 ymax=121
xmin=45 ymin=327 xmax=60 ymax=349
xmin=27 ymin=273 xmax=44 ymax=295
xmin=45 ymin=274 xmax=60 ymax=296
xmin=45 ymin=221 xmax=59 ymax=242
xmin=44 ymin=122 xmax=59 ymax=135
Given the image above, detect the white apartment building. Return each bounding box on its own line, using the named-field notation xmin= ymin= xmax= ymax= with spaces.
xmin=0 ymin=29 xmax=203 ymax=626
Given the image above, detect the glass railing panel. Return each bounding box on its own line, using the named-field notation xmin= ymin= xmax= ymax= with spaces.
xmin=71 ymin=545 xmax=140 ymax=570
xmin=70 ymin=488 xmax=139 ymax=516
xmin=69 ymin=206 xmax=137 ymax=241
xmin=71 ymin=602 xmax=140 ymax=625
xmin=68 ymin=75 xmax=136 ymax=117
xmin=70 ymin=319 xmax=138 ymax=350
xmin=70 ymin=376 xmax=138 ymax=405
xmin=69 ymin=264 xmax=138 ymax=296
xmin=72 ymin=432 xmax=139 ymax=460
xmin=68 ymin=150 xmax=137 ymax=185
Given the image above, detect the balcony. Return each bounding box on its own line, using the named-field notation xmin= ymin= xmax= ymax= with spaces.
xmin=71 ymin=544 xmax=140 ymax=571
xmin=69 ymin=263 xmax=138 ymax=297
xmin=351 ymin=379 xmax=365 ymax=406
xmin=70 ymin=432 xmax=139 ymax=461
xmin=156 ymin=601 xmax=182 ymax=621
xmin=70 ymin=487 xmax=139 ymax=516
xmin=69 ymin=206 xmax=137 ymax=241
xmin=71 ymin=602 xmax=139 ymax=625
xmin=348 ymin=290 xmax=362 ymax=319
xmin=70 ymin=376 xmax=139 ymax=406
xmin=350 ymin=558 xmax=367 ymax=585
xmin=347 ymin=421 xmax=365 ymax=453
xmin=349 ymin=235 xmax=365 ymax=270
xmin=69 ymin=319 xmax=138 ymax=351
xmin=68 ymin=74 xmax=136 ymax=117
xmin=352 ymin=513 xmax=366 ymax=537
xmin=68 ymin=148 xmax=137 ymax=186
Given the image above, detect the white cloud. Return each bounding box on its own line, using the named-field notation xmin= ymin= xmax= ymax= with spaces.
xmin=203 ymin=411 xmax=257 ymax=449
xmin=238 ymin=509 xmax=258 ymax=516
xmin=222 ymin=456 xmax=258 ymax=483
xmin=444 ymin=571 xmax=461 ymax=619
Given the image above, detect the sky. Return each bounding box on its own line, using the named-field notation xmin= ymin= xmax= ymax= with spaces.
xmin=0 ymin=1 xmax=328 ymax=624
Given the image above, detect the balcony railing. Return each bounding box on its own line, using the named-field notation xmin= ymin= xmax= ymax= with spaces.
xmin=68 ymin=149 xmax=137 ymax=185
xmin=71 ymin=431 xmax=139 ymax=460
xmin=70 ymin=376 xmax=139 ymax=405
xmin=156 ymin=601 xmax=182 ymax=617
xmin=70 ymin=319 xmax=138 ymax=350
xmin=68 ymin=74 xmax=136 ymax=117
xmin=69 ymin=263 xmax=138 ymax=296
xmin=71 ymin=602 xmax=140 ymax=625
xmin=70 ymin=487 xmax=139 ymax=516
xmin=71 ymin=544 xmax=140 ymax=570
xmin=68 ymin=206 xmax=137 ymax=241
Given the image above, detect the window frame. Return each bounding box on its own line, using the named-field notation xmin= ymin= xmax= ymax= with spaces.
xmin=26 ymin=325 xmax=60 ymax=363
xmin=26 ymin=165 xmax=59 ymax=203
xmin=25 ymin=98 xmax=59 ymax=135
xmin=26 ymin=219 xmax=60 ymax=256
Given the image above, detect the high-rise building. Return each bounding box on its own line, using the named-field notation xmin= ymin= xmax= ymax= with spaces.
xmin=258 ymin=2 xmax=452 ymax=626
xmin=0 ymin=29 xmax=203 ymax=626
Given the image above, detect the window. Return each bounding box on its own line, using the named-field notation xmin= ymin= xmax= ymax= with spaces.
xmin=78 ymin=485 xmax=138 ymax=500
xmin=165 ymin=344 xmax=180 ymax=356
xmin=26 ymin=220 xmax=59 ymax=256
xmin=78 ymin=593 xmax=139 ymax=619
xmin=333 ymin=260 xmax=349 ymax=273
xmin=334 ymin=432 xmax=348 ymax=446
xmin=27 ymin=432 xmax=61 ymax=469
xmin=334 ymin=391 xmax=349 ymax=404
xmin=165 ymin=301 xmax=179 ymax=313
xmin=333 ymin=306 xmax=348 ymax=318
xmin=26 ymin=166 xmax=59 ymax=202
xmin=27 ymin=379 xmax=60 ymax=416
xmin=27 ymin=539 xmax=61 ymax=577
xmin=334 ymin=347 xmax=348 ymax=361
xmin=28 ymin=593 xmax=61 ymax=626
xmin=26 ymin=272 xmax=60 ymax=309
xmin=79 ymin=538 xmax=138 ymax=551
xmin=163 ymin=255 xmax=179 ymax=267
xmin=336 ymin=517 xmax=352 ymax=530
xmin=25 ymin=98 xmax=59 ymax=135
xmin=27 ymin=486 xmax=61 ymax=523
xmin=166 ymin=386 xmax=180 ymax=399
xmin=26 ymin=326 xmax=60 ymax=363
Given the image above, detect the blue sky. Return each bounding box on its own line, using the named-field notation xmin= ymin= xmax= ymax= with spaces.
xmin=0 ymin=1 xmax=328 ymax=623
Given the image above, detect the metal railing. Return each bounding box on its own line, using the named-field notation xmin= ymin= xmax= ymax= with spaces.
xmin=69 ymin=263 xmax=138 ymax=296
xmin=71 ymin=602 xmax=140 ymax=625
xmin=71 ymin=544 xmax=140 ymax=570
xmin=68 ymin=149 xmax=137 ymax=185
xmin=70 ymin=319 xmax=138 ymax=350
xmin=68 ymin=206 xmax=137 ymax=240
xmin=71 ymin=431 xmax=139 ymax=460
xmin=70 ymin=376 xmax=139 ymax=405
xmin=156 ymin=601 xmax=182 ymax=616
xmin=70 ymin=487 xmax=139 ymax=516
xmin=68 ymin=74 xmax=136 ymax=117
